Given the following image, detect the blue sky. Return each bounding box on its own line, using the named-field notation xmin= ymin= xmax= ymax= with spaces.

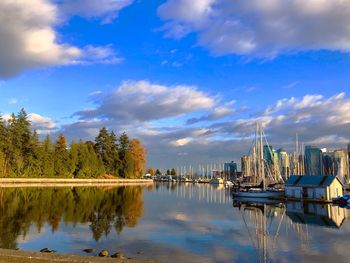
xmin=1 ymin=0 xmax=350 ymax=168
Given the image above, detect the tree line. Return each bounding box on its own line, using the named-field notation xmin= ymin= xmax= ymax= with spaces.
xmin=146 ymin=167 xmax=177 ymax=176
xmin=0 ymin=109 xmax=146 ymax=178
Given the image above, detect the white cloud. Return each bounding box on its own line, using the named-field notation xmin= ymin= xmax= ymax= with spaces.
xmin=58 ymin=90 xmax=350 ymax=168
xmin=0 ymin=0 xmax=79 ymax=77
xmin=171 ymin=138 xmax=192 ymax=147
xmin=158 ymin=0 xmax=350 ymax=57
xmin=7 ymin=98 xmax=18 ymax=105
xmin=2 ymin=112 xmax=57 ymax=134
xmin=59 ymin=0 xmax=133 ymax=23
xmin=78 ymin=45 xmax=123 ymax=65
xmin=214 ymin=92 xmax=350 ymax=147
xmin=28 ymin=113 xmax=57 ymax=134
xmin=187 ymin=101 xmax=238 ymax=124
xmin=0 ymin=0 xmax=124 ymax=78
xmin=75 ymin=80 xmax=215 ymax=122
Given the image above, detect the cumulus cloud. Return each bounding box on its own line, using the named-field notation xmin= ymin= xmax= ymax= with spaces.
xmin=74 ymin=80 xmax=215 ymax=123
xmin=186 ymin=101 xmax=240 ymax=124
xmin=59 ymin=0 xmax=133 ymax=23
xmin=2 ymin=112 xmax=57 ymax=134
xmin=158 ymin=0 xmax=350 ymax=57
xmin=0 ymin=0 xmax=123 ymax=78
xmin=213 ymin=92 xmax=350 ymax=150
xmin=28 ymin=113 xmax=58 ymax=134
xmin=58 ymin=90 xmax=350 ymax=168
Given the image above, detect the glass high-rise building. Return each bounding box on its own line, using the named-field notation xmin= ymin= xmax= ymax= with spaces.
xmin=334 ymin=149 xmax=349 ymax=184
xmin=277 ymin=148 xmax=290 ymax=178
xmin=304 ymin=145 xmax=323 ymax=176
xmin=322 ymin=152 xmax=334 ymax=176
xmin=224 ymin=161 xmax=237 ymax=181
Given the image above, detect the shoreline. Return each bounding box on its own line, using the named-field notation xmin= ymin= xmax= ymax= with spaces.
xmin=0 ymin=248 xmax=155 ymax=263
xmin=0 ymin=178 xmax=153 ymax=188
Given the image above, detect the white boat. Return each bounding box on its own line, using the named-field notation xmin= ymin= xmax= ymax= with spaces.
xmin=224 ymin=181 xmax=234 ymax=187
xmin=232 ymin=188 xmax=284 ymax=198
xmin=210 ymin=177 xmax=224 ymax=184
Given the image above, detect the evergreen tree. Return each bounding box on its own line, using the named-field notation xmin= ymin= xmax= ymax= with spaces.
xmin=23 ymin=130 xmax=42 ymax=176
xmin=170 ymin=168 xmax=176 ymax=176
xmin=0 ymin=114 xmax=7 ymax=176
xmin=41 ymin=134 xmax=54 ymax=177
xmin=118 ymin=132 xmax=131 ymax=178
xmin=53 ymin=134 xmax=72 ymax=177
xmin=71 ymin=140 xmax=104 ymax=178
xmin=95 ymin=128 xmax=119 ymax=176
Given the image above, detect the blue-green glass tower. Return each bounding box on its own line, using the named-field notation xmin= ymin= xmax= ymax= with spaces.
xmin=304 ymin=145 xmax=323 ymax=176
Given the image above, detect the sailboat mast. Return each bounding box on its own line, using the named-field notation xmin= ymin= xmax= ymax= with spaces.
xmin=255 ymin=122 xmax=259 ymax=181
xmin=260 ymin=123 xmax=265 ymax=190
xmin=296 ymin=133 xmax=299 ymax=175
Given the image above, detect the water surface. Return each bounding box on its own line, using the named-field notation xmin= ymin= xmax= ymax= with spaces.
xmin=0 ymin=183 xmax=349 ymax=262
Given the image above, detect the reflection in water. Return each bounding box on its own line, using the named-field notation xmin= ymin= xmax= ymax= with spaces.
xmin=233 ymin=199 xmax=349 ymax=263
xmin=154 ymin=182 xmax=231 ymax=204
xmin=233 ymin=201 xmax=286 ymax=263
xmin=0 ymin=186 xmax=144 ymax=249
xmin=0 ymin=184 xmax=349 ymax=262
xmin=286 ymin=202 xmax=346 ymax=228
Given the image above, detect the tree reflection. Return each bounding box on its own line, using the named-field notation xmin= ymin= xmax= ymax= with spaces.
xmin=0 ymin=186 xmax=144 ymax=249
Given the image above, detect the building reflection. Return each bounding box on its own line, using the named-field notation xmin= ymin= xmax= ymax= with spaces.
xmin=232 ymin=198 xmax=348 ymax=263
xmin=286 ymin=202 xmax=347 ymax=228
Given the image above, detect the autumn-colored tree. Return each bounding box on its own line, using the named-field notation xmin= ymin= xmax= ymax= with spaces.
xmin=129 ymin=139 xmax=147 ymax=178
xmin=146 ymin=167 xmax=155 ymax=176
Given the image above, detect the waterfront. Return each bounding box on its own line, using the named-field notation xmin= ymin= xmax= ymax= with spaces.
xmin=0 ymin=183 xmax=349 ymax=263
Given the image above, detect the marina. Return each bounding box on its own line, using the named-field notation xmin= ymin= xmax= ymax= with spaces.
xmin=1 ymin=1 xmax=350 ymax=262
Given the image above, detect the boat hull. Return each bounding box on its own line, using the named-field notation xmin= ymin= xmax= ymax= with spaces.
xmin=232 ymin=190 xmax=284 ymax=198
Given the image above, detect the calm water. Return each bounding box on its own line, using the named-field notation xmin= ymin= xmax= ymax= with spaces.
xmin=0 ymin=183 xmax=349 ymax=263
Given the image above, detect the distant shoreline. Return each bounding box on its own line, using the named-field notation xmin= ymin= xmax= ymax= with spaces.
xmin=0 ymin=178 xmax=153 ymax=188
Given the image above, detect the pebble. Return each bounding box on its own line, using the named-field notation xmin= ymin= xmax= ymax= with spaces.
xmin=111 ymin=252 xmax=125 ymax=259
xmin=40 ymin=248 xmax=56 ymax=253
xmin=98 ymin=250 xmax=109 ymax=257
xmin=83 ymin=249 xmax=95 ymax=253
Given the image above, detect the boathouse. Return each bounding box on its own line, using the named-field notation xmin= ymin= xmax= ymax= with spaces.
xmin=285 ymin=175 xmax=343 ymax=202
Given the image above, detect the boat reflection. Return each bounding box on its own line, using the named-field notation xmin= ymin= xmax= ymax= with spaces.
xmin=233 ymin=199 xmax=285 ymax=263
xmin=232 ymin=197 xmax=348 ymax=263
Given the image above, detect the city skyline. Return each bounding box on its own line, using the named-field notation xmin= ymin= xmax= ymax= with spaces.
xmin=1 ymin=0 xmax=350 ymax=168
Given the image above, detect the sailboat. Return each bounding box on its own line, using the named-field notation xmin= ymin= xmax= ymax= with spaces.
xmin=232 ymin=123 xmax=284 ymax=198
